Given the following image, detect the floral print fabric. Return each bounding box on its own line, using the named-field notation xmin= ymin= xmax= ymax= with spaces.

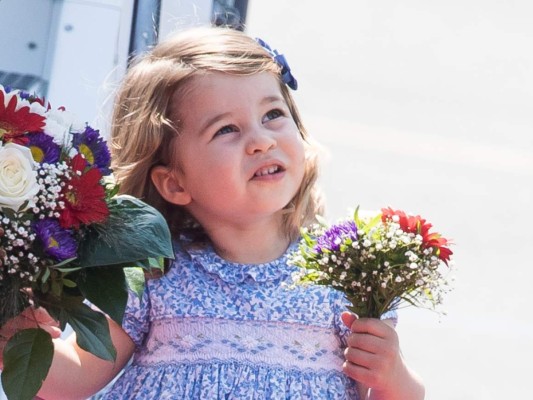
xmin=100 ymin=239 xmax=393 ymax=399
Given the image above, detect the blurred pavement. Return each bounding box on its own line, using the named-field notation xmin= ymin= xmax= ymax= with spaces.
xmin=247 ymin=1 xmax=533 ymax=399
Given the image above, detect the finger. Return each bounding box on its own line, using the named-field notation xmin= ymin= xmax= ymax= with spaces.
xmin=341 ymin=311 xmax=359 ymax=330
xmin=2 ymin=307 xmax=60 ymax=336
xmin=21 ymin=307 xmax=60 ymax=330
xmin=40 ymin=325 xmax=62 ymax=339
xmin=30 ymin=311 xmax=62 ymax=338
xmin=342 ymin=360 xmax=377 ymax=387
xmin=350 ymin=318 xmax=393 ymax=338
xmin=345 ymin=331 xmax=383 ymax=353
xmin=1 ymin=323 xmax=61 ymax=342
xmin=0 ymin=332 xmax=9 ymax=343
xmin=344 ymin=346 xmax=380 ymax=369
xmin=31 ymin=307 xmax=60 ymax=327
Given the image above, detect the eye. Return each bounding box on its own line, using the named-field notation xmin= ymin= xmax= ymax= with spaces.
xmin=214 ymin=124 xmax=238 ymax=137
xmin=263 ymin=108 xmax=285 ymax=122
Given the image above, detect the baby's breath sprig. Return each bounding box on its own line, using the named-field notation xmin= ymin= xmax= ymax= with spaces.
xmin=289 ymin=207 xmax=454 ymax=318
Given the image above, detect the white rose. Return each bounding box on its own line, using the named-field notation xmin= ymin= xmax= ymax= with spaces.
xmin=0 ymin=143 xmax=40 ymax=211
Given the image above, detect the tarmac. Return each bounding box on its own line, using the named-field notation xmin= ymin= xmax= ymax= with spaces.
xmin=248 ymin=1 xmax=533 ymax=399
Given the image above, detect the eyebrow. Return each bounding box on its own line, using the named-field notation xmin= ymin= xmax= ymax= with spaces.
xmin=200 ymin=112 xmax=232 ymax=135
xmin=262 ymin=95 xmax=285 ymax=105
xmin=199 ymin=95 xmax=286 ymax=135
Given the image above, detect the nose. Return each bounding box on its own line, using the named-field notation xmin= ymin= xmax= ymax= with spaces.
xmin=245 ymin=127 xmax=277 ymax=155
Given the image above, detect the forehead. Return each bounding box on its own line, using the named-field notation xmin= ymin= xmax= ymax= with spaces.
xmin=169 ymin=72 xmax=284 ymax=121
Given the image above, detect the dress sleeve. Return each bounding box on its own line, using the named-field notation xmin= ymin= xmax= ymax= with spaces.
xmin=380 ymin=309 xmax=398 ymax=326
xmin=122 ymin=285 xmax=151 ymax=348
xmin=330 ymin=290 xmax=352 ymax=347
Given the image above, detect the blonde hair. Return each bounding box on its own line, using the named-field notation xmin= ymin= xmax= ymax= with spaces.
xmin=111 ymin=27 xmax=323 ymax=240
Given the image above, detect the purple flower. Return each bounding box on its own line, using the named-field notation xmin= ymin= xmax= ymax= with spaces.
xmin=33 ymin=219 xmax=77 ymax=261
xmin=27 ymin=132 xmax=61 ymax=163
xmin=14 ymin=89 xmax=43 ymax=104
xmin=314 ymin=220 xmax=358 ymax=253
xmin=72 ymin=125 xmax=111 ymax=175
xmin=18 ymin=90 xmax=31 ymax=100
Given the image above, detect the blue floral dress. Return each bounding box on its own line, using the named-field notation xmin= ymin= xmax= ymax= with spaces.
xmin=100 ymin=239 xmax=363 ymax=399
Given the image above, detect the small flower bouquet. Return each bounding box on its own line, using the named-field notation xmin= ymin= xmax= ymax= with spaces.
xmin=0 ymin=86 xmax=174 ymax=400
xmin=290 ymin=207 xmax=453 ymax=319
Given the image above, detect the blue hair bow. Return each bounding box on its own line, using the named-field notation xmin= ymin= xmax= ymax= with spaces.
xmin=255 ymin=38 xmax=298 ymax=90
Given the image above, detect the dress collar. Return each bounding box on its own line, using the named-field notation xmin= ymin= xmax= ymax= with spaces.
xmin=184 ymin=240 xmax=299 ymax=284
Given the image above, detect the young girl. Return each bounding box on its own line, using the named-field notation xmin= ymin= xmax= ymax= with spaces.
xmin=0 ymin=27 xmax=424 ymax=399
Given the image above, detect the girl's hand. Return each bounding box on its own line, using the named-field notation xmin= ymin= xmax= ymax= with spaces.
xmin=0 ymin=307 xmax=61 ymax=369
xmin=341 ymin=312 xmax=425 ymax=400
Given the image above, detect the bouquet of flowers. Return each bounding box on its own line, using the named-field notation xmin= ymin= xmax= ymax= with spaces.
xmin=0 ymin=85 xmax=174 ymax=400
xmin=290 ymin=207 xmax=453 ymax=319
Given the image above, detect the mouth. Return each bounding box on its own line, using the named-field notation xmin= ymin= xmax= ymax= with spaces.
xmin=253 ymin=164 xmax=285 ymax=178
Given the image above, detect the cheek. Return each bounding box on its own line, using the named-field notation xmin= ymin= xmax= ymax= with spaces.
xmin=182 ymin=146 xmax=236 ymax=183
xmin=176 ymin=138 xmax=208 ymax=174
xmin=291 ymin=139 xmax=307 ymax=186
xmin=292 ymin=136 xmax=307 ymax=166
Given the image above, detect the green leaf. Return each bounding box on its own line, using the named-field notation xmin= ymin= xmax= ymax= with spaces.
xmin=50 ymin=279 xmax=62 ymax=297
xmin=62 ymin=278 xmax=77 ymax=288
xmin=0 ymin=281 xmax=29 ymax=326
xmin=133 ymin=258 xmax=152 ymax=271
xmin=124 ymin=267 xmax=146 ymax=299
xmin=51 ymin=257 xmax=77 ymax=268
xmin=77 ymin=195 xmax=174 ymax=268
xmin=77 ymin=267 xmax=128 ymax=325
xmin=54 ymin=266 xmax=82 ymax=273
xmin=364 ymin=213 xmax=382 ymax=234
xmin=150 ymin=257 xmax=165 ymax=270
xmin=106 ymin=181 xmax=120 ymax=198
xmin=1 ymin=328 xmax=54 ymax=400
xmin=0 ymin=207 xmax=16 ymax=221
xmin=65 ymin=301 xmax=117 ymax=362
xmin=40 ymin=267 xmax=51 ymax=284
xmin=353 ymin=205 xmax=361 ymax=226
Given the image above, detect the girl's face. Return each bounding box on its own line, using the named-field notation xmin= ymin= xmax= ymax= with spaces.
xmin=166 ymin=72 xmax=306 ymax=229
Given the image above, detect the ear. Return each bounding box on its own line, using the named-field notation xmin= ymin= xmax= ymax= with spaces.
xmin=150 ymin=166 xmax=192 ymax=205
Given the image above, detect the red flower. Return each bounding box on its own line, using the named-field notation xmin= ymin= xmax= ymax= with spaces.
xmin=381 ymin=207 xmax=453 ymax=265
xmin=0 ymin=90 xmax=45 ymax=144
xmin=381 ymin=207 xmax=422 ymax=233
xmin=424 ymin=232 xmax=453 ymax=264
xmin=59 ymin=154 xmax=109 ymax=229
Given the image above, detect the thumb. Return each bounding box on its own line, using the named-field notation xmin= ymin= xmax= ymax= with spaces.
xmin=341 ymin=311 xmax=359 ymax=330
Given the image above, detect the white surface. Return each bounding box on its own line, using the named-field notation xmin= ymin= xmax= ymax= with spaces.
xmin=0 ymin=0 xmax=55 ymax=76
xmin=46 ymin=0 xmax=131 ymax=129
xmin=246 ymin=1 xmax=532 ymax=399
